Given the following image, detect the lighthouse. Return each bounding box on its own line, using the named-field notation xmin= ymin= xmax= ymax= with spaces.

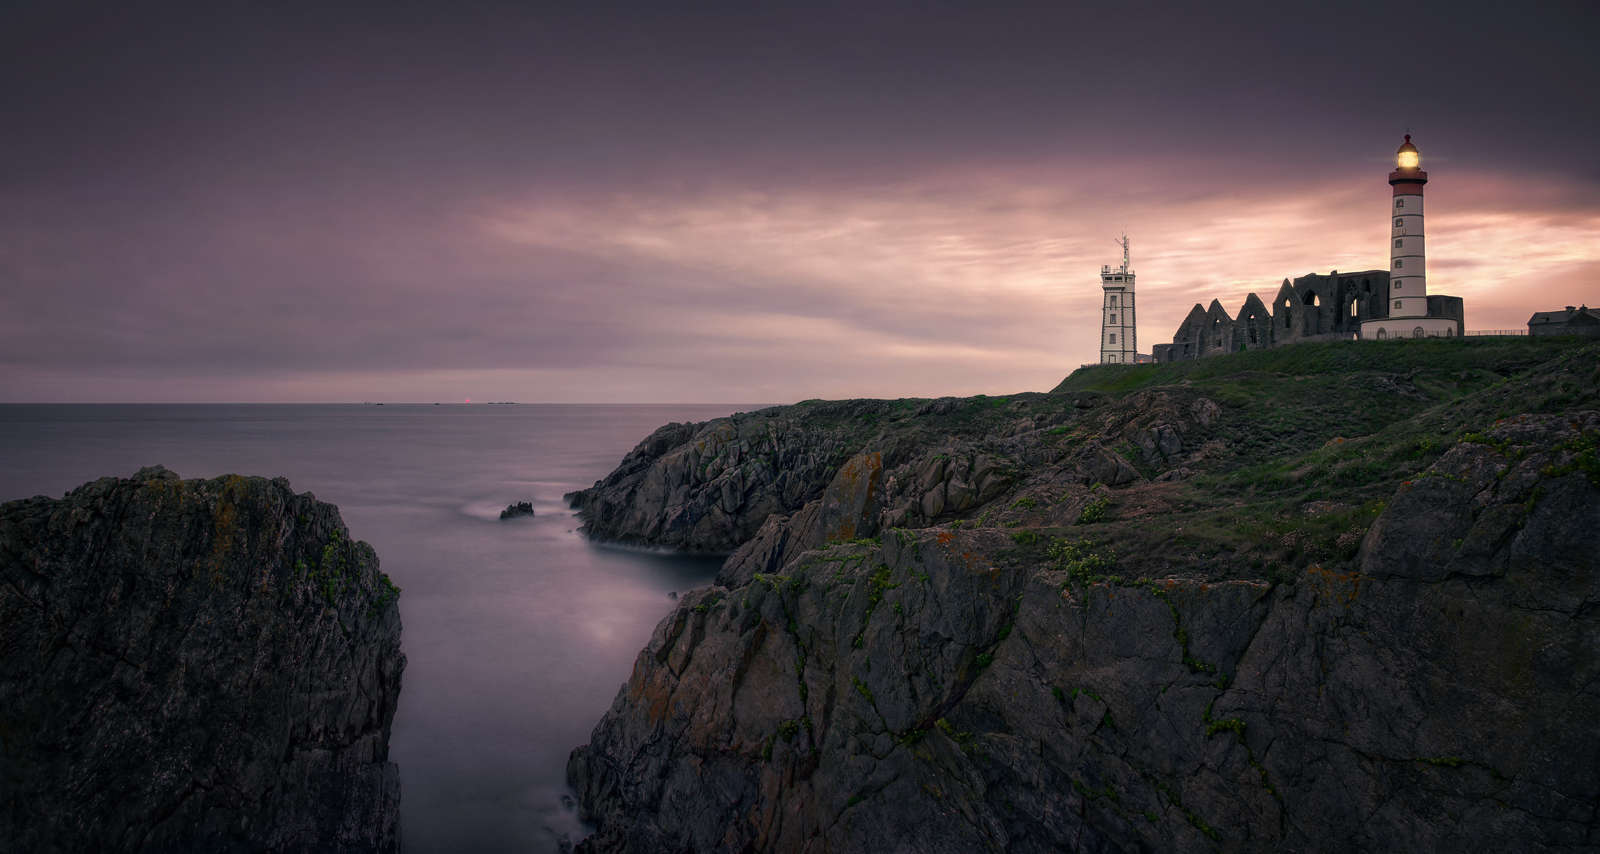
xmin=1099 ymin=234 xmax=1136 ymax=363
xmin=1362 ymin=135 xmax=1461 ymax=339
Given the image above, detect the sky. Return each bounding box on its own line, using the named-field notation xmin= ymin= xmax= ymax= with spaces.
xmin=3 ymin=0 xmax=1598 ymax=403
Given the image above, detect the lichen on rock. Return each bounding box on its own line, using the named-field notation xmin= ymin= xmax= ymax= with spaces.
xmin=570 ymin=415 xmax=1600 ymax=851
xmin=0 ymin=467 xmax=404 ymax=854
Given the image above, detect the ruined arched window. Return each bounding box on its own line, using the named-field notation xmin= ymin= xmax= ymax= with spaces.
xmin=1413 ymin=326 xmax=1424 ymax=339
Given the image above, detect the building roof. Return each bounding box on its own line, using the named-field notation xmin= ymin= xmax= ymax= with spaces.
xmin=1529 ymin=305 xmax=1598 ymax=326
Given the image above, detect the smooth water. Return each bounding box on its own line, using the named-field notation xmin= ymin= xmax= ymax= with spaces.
xmin=0 ymin=403 xmax=759 ymax=853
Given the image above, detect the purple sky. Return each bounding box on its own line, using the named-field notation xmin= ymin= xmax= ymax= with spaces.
xmin=3 ymin=1 xmax=1597 ymax=402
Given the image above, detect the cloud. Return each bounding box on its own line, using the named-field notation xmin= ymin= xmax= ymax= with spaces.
xmin=2 ymin=156 xmax=1597 ymax=402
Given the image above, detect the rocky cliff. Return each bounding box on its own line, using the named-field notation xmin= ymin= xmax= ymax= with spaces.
xmin=566 ymin=391 xmax=1179 ymax=567
xmin=0 ymin=466 xmax=404 ymax=854
xmin=570 ymin=413 xmax=1600 ymax=853
xmin=569 ymin=338 xmax=1600 ymax=853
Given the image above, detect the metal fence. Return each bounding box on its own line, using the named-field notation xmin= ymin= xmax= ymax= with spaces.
xmin=1465 ymin=330 xmax=1527 ymax=336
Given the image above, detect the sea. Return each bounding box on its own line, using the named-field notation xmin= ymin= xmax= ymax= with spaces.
xmin=0 ymin=403 xmax=763 ymax=853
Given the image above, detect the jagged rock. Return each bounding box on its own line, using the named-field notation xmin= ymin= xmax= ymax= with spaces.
xmin=569 ymin=416 xmax=1600 ymax=853
xmin=1077 ymin=442 xmax=1141 ymax=487
xmin=717 ymin=453 xmax=884 ymax=590
xmin=812 ymin=452 xmax=884 ymax=543
xmin=500 ymin=501 xmax=535 ymax=519
xmin=567 ymin=416 xmax=892 ymax=553
xmin=568 ymin=395 xmax=1216 ymax=559
xmin=945 ymin=477 xmax=975 ymax=513
xmin=1190 ymin=397 xmax=1222 ymax=424
xmin=1361 ymin=412 xmax=1600 ymax=593
xmin=1139 ymin=421 xmax=1183 ymax=464
xmin=0 ymin=469 xmax=404 ymax=854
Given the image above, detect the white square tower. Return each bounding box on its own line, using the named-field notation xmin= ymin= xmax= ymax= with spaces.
xmin=1100 ymin=234 xmax=1136 ymax=363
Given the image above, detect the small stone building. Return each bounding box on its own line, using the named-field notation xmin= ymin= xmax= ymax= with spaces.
xmin=1529 ymin=305 xmax=1600 ymax=337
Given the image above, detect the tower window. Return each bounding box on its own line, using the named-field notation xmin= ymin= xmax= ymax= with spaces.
xmin=1395 ymin=300 xmax=1402 ymax=309
xmin=1395 ymin=218 xmax=1403 ymax=228
xmin=1395 ymin=260 xmax=1403 ymax=268
xmin=1394 ymin=281 xmax=1401 ymax=290
xmin=1395 ymin=239 xmax=1403 ymax=248
xmin=1396 ymin=199 xmax=1404 ymax=208
xmin=1110 ymin=295 xmax=1117 ymax=305
xmin=1110 ymin=314 xmax=1116 ymax=323
xmin=1109 ymin=334 xmax=1116 ymax=344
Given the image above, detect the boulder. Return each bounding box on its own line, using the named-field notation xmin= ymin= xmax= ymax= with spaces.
xmin=1190 ymin=397 xmax=1222 ymax=425
xmin=1139 ymin=421 xmax=1183 ymax=465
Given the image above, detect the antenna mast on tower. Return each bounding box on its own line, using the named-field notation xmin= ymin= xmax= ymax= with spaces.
xmin=1114 ymin=233 xmax=1130 ymax=273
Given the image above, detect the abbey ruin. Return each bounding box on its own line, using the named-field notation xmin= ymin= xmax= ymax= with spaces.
xmin=1146 ymin=136 xmax=1467 ymax=362
xmin=1149 ymin=270 xmax=1465 ymax=362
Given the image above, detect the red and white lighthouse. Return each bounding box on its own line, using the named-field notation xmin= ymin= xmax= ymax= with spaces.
xmin=1363 ymin=135 xmax=1459 ymax=339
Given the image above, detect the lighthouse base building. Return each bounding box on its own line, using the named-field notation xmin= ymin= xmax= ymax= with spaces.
xmin=1148 ymin=135 xmax=1465 ymax=363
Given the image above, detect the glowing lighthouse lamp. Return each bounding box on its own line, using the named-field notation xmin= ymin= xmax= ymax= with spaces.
xmin=1361 ymin=135 xmax=1459 ymax=340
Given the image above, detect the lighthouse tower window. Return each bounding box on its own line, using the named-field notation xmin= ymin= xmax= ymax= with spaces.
xmin=1394 ymin=300 xmax=1402 ymax=309
xmin=1110 ymin=314 xmax=1116 ymax=323
xmin=1396 ymin=199 xmax=1404 ymax=208
xmin=1395 ymin=239 xmax=1403 ymax=248
xmin=1395 ymin=259 xmax=1403 ymax=268
xmin=1109 ymin=334 xmax=1116 ymax=344
xmin=1395 ymin=218 xmax=1403 ymax=227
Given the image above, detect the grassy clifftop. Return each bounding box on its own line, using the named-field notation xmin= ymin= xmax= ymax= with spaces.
xmin=1053 ymin=336 xmax=1579 ymax=395
xmin=1036 ymin=336 xmax=1599 ymax=583
xmin=575 ymin=334 xmax=1598 ymax=586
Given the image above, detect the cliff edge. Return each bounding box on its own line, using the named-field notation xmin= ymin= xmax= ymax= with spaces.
xmin=569 ymin=413 xmax=1600 ymax=852
xmin=568 ymin=338 xmax=1600 ymax=852
xmin=0 ymin=466 xmax=404 ymax=854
